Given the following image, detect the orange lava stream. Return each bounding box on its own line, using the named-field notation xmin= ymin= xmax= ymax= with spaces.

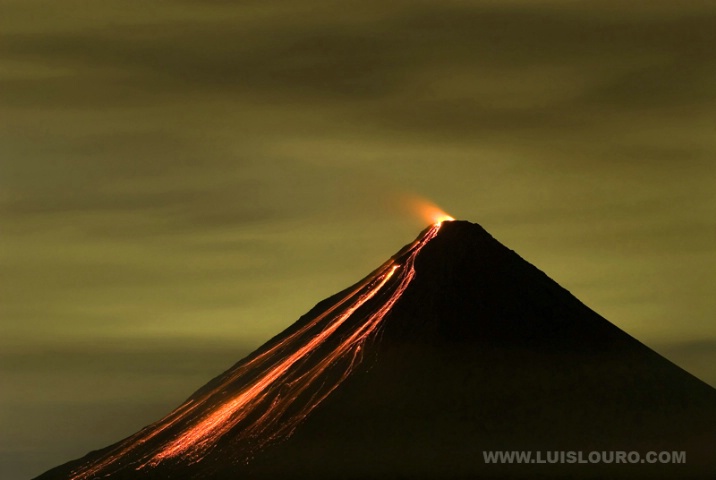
xmin=68 ymin=223 xmax=443 ymax=479
xmin=147 ymin=264 xmax=400 ymax=464
xmin=68 ymin=264 xmax=386 ymax=480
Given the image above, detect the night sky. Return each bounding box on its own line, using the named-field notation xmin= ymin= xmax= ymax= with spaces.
xmin=2 ymin=1 xmax=715 ymax=478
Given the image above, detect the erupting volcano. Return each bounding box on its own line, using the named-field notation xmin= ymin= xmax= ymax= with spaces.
xmin=37 ymin=221 xmax=716 ymax=480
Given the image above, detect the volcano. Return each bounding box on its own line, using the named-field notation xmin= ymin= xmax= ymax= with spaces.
xmin=36 ymin=221 xmax=716 ymax=479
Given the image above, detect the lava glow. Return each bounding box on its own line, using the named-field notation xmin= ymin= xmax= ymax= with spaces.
xmin=435 ymin=214 xmax=455 ymax=226
xmin=67 ymin=223 xmax=443 ymax=479
xmin=402 ymin=195 xmax=454 ymax=226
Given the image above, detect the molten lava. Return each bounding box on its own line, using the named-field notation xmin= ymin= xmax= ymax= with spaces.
xmin=66 ymin=223 xmax=444 ymax=479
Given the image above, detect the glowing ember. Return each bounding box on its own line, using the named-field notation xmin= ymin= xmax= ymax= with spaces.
xmin=67 ymin=223 xmax=443 ymax=479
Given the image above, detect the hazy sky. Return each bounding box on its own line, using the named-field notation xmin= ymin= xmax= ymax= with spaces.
xmin=2 ymin=1 xmax=715 ymax=478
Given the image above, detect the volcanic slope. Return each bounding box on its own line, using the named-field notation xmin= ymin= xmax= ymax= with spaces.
xmin=37 ymin=221 xmax=716 ymax=480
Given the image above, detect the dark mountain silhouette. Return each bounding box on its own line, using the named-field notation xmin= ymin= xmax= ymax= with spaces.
xmin=36 ymin=221 xmax=716 ymax=480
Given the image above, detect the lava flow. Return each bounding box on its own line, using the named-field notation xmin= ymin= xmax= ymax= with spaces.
xmin=67 ymin=221 xmax=447 ymax=479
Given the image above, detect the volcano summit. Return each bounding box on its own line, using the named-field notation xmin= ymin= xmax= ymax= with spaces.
xmin=37 ymin=221 xmax=716 ymax=479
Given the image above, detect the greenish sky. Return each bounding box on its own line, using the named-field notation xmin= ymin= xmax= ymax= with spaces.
xmin=1 ymin=1 xmax=715 ymax=478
